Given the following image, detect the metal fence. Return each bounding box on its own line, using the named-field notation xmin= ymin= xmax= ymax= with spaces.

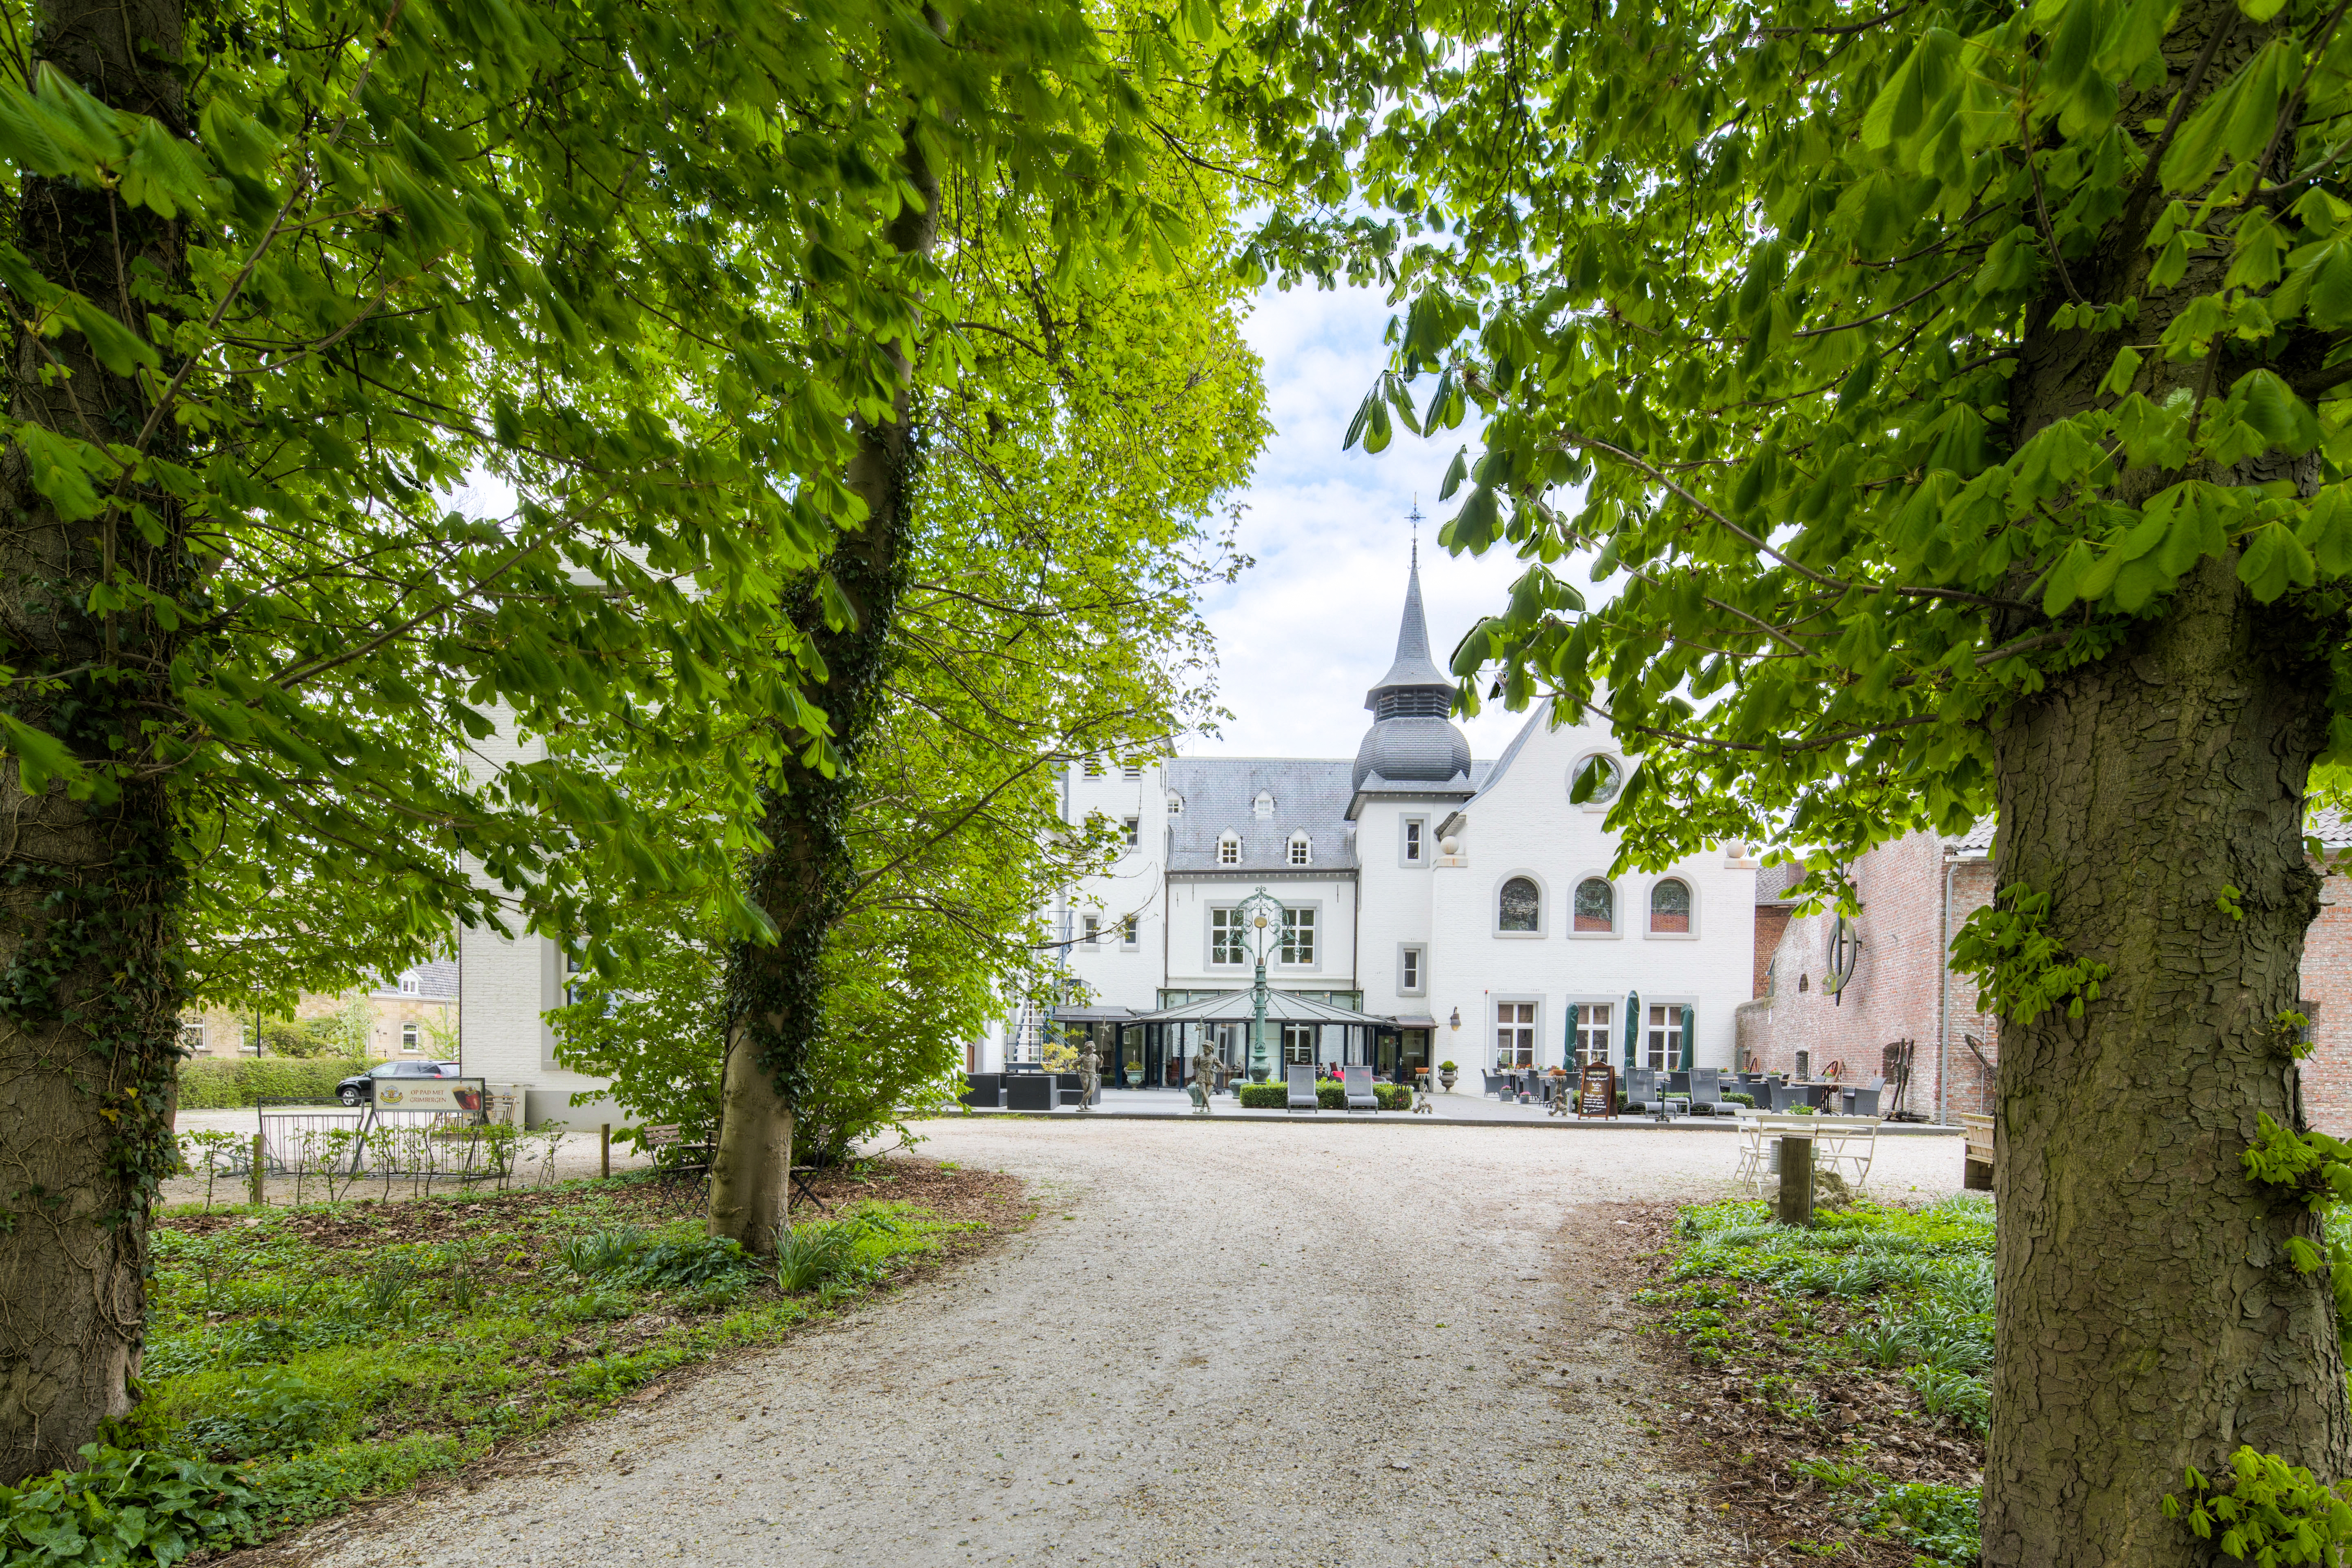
xmin=254 ymin=1100 xmax=517 ymax=1191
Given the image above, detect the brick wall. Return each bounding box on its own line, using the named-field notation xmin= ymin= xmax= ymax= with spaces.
xmin=2301 ymin=867 xmax=2352 ymax=1136
xmin=1753 ymin=905 xmax=1793 ymax=998
xmin=1744 ymin=831 xmax=1996 ymax=1120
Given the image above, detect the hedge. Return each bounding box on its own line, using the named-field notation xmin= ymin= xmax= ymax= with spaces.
xmin=1234 ymin=1078 xmax=1411 ymax=1110
xmin=176 ymin=1057 xmax=380 ymax=1111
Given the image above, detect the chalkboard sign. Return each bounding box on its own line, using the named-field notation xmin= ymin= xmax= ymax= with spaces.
xmin=1578 ymin=1062 xmax=1617 ymax=1119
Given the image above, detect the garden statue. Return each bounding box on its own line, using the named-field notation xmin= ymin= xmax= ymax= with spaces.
xmin=1187 ymin=1042 xmax=1216 ymax=1115
xmin=1077 ymin=1044 xmax=1100 ymax=1111
xmin=1413 ymin=1071 xmax=1434 ymax=1115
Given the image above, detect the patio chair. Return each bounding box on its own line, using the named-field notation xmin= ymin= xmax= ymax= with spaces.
xmin=1343 ymin=1065 xmax=1379 ymax=1114
xmin=1625 ymin=1068 xmax=1659 ymax=1115
xmin=1286 ymin=1063 xmax=1319 ymax=1114
xmin=1849 ymin=1077 xmax=1885 ymax=1117
xmin=1688 ymin=1068 xmax=1722 ymax=1116
xmin=1482 ymin=1070 xmax=1505 ymax=1098
xmin=1771 ymin=1081 xmax=1809 ymax=1112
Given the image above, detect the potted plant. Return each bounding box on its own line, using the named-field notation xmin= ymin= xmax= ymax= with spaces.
xmin=1439 ymin=1060 xmax=1459 ymax=1091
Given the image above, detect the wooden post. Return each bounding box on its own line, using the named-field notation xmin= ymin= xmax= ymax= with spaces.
xmin=600 ymin=1123 xmax=610 ymax=1180
xmin=1777 ymin=1135 xmax=1814 ymax=1227
xmin=249 ymin=1131 xmax=265 ymax=1207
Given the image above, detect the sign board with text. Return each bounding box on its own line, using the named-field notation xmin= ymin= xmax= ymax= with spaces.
xmin=371 ymin=1077 xmax=487 ymax=1122
xmin=1578 ymin=1062 xmax=1617 ymax=1119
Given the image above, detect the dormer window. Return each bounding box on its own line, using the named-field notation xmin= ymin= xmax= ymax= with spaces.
xmin=1218 ymin=832 xmax=1240 ymax=866
xmin=1253 ymin=791 xmax=1274 ymax=819
xmin=1167 ymin=793 xmax=1184 ymax=815
xmin=1288 ymin=833 xmax=1312 ymax=866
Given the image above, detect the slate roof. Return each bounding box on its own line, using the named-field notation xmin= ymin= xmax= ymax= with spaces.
xmin=1165 ymin=758 xmax=1359 ymax=873
xmin=2315 ymin=806 xmax=2352 ymax=849
xmin=1942 ymin=820 xmax=1997 ymax=854
xmin=370 ymin=958 xmax=459 ymax=1000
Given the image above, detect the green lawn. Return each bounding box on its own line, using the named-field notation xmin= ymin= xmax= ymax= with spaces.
xmin=9 ymin=1161 xmax=1015 ymax=1560
xmin=1637 ymin=1195 xmax=1994 ymax=1566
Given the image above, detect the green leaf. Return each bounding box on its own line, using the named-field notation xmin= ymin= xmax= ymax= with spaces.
xmin=0 ymin=713 xmax=80 ymax=798
xmin=2238 ymin=519 xmax=2316 ymax=601
xmin=2098 ymin=345 xmax=2143 ymax=398
xmin=2042 ymin=539 xmax=2096 ymax=616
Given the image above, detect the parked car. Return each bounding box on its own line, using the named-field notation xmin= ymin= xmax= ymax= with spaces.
xmin=337 ymin=1060 xmax=461 ymax=1107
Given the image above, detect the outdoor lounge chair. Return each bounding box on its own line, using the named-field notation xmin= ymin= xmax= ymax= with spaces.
xmin=1483 ymin=1070 xmax=1506 ymax=1099
xmin=1688 ymin=1068 xmax=1722 ymax=1116
xmin=1625 ymin=1067 xmax=1659 ymax=1115
xmin=1286 ymin=1063 xmax=1319 ymax=1113
xmin=1343 ymin=1065 xmax=1378 ymax=1113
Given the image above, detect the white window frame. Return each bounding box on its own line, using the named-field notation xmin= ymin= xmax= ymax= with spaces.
xmin=1122 ymin=761 xmax=1143 ymax=780
xmin=178 ymin=1021 xmax=205 ymax=1055
xmin=1209 ymin=906 xmax=1245 ymax=967
xmin=1123 ymin=815 xmax=1140 ymax=848
xmin=1644 ymin=1000 xmax=1692 ymax=1071
xmin=1398 ymin=944 xmax=1426 ymax=996
xmin=1217 ymin=832 xmax=1240 ymax=866
xmin=1644 ymin=875 xmax=1701 ymax=940
xmin=1568 ymin=752 xmax=1625 ymax=811
xmin=401 ymin=1021 xmax=421 ymax=1053
xmin=1569 ymin=872 xmax=1621 ymax=940
xmin=1400 ymin=816 xmax=1427 ymax=866
xmin=1492 ymin=870 xmax=1548 ymax=938
xmin=1252 ymin=791 xmax=1274 ymax=820
xmin=1167 ymin=792 xmax=1184 ymax=815
xmin=1492 ymin=997 xmax=1540 ymax=1070
xmin=1288 ymin=832 xmax=1312 ymax=866
xmin=1081 ymin=913 xmax=1101 ymax=949
xmin=1279 ymin=906 xmax=1319 ymax=968
xmin=399 ymin=973 xmax=420 ymax=994
xmin=1120 ymin=915 xmax=1139 ymax=949
xmin=1569 ymin=999 xmax=1617 ymax=1069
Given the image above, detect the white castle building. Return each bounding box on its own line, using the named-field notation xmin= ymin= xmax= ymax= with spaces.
xmin=991 ymin=555 xmax=1761 ymax=1087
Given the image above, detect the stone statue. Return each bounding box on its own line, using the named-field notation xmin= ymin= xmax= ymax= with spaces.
xmin=1412 ymin=1069 xmax=1434 ymax=1115
xmin=1187 ymin=1041 xmax=1216 ymax=1115
xmin=1077 ymin=1044 xmax=1101 ymax=1111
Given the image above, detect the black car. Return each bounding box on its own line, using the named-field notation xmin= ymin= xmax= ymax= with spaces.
xmin=337 ymin=1060 xmax=461 ymax=1107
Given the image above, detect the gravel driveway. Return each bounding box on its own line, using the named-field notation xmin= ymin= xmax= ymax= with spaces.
xmin=292 ymin=1119 xmax=1968 ymax=1568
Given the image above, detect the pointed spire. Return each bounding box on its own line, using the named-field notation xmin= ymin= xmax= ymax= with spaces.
xmin=1365 ymin=541 xmax=1452 ymax=710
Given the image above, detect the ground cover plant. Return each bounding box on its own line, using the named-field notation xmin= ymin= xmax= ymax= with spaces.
xmin=1631 ymin=1196 xmax=1995 ymax=1565
xmin=11 ymin=1157 xmax=1020 ymax=1561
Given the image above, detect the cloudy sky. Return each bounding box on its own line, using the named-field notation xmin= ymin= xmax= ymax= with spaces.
xmin=1184 ymin=282 xmax=1536 ymax=764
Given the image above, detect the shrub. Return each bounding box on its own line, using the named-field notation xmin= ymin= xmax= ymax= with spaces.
xmin=1722 ymin=1091 xmax=1755 ymax=1107
xmin=1438 ymin=1060 xmax=1457 ymax=1071
xmin=176 ymin=1058 xmax=377 ymax=1111
xmin=1317 ymin=1080 xmax=1345 ymax=1109
xmin=1237 ymin=1082 xmax=1285 ymax=1109
xmin=0 ymin=1444 xmax=259 ymax=1566
xmin=1374 ymin=1083 xmax=1412 ymax=1110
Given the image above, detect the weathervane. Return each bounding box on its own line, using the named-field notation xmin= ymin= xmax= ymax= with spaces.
xmin=1408 ymin=495 xmax=1423 ymax=567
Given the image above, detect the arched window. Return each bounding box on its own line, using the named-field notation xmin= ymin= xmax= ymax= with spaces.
xmin=1574 ymin=877 xmax=1615 ymax=933
xmin=1498 ymin=876 xmax=1541 ymax=932
xmin=1218 ymin=831 xmax=1240 ymax=866
xmin=1650 ymin=878 xmax=1692 ymax=934
xmin=1288 ymin=832 xmax=1312 ymax=866
xmin=1167 ymin=792 xmax=1184 ymax=815
xmin=1570 ymin=753 xmax=1624 ymax=805
xmin=1253 ymin=791 xmax=1275 ymax=819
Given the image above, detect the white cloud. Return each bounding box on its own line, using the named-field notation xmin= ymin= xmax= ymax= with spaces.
xmin=1187 ymin=283 xmax=1536 ymax=762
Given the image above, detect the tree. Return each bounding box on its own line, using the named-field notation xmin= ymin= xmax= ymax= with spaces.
xmin=709 ymin=7 xmax=1268 ymax=1249
xmin=0 ymin=0 xmax=1136 ymax=1475
xmin=1254 ymin=0 xmax=2352 ymax=1556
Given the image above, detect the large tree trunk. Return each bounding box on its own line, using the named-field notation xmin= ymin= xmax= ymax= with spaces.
xmin=1982 ymin=553 xmax=2350 ymax=1566
xmin=0 ymin=0 xmax=188 ymax=1481
xmin=708 ymin=143 xmax=936 ymax=1253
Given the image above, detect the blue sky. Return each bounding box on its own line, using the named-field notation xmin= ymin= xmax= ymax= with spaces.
xmin=1183 ymin=282 xmax=1535 ymax=762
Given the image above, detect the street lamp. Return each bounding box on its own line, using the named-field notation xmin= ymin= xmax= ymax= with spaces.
xmin=1234 ymin=886 xmax=1288 ymax=1082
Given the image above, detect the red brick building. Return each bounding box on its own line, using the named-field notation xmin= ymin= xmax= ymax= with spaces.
xmin=1741 ymin=817 xmax=2352 ymax=1133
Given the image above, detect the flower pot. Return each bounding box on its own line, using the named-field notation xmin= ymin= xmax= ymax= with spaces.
xmin=1439 ymin=1069 xmax=1458 ymax=1091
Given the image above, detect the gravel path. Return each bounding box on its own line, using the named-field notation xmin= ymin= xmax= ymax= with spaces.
xmin=291 ymin=1119 xmax=1968 ymax=1568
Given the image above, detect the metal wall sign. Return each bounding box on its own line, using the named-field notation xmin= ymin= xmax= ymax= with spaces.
xmin=1578 ymin=1062 xmax=1617 ymax=1119
xmin=370 ymin=1077 xmax=488 ymax=1120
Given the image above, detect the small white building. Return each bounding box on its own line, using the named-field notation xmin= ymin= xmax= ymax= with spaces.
xmin=1000 ymin=555 xmax=1759 ymax=1085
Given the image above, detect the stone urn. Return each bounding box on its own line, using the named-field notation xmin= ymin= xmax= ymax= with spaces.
xmin=1439 ymin=1066 xmax=1458 ymax=1091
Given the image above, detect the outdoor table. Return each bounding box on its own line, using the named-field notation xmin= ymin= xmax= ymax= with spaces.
xmin=1732 ymin=1112 xmax=1882 ymax=1193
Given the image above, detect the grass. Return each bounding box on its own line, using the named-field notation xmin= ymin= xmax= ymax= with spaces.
xmin=1638 ymin=1194 xmax=1994 ymax=1566
xmin=98 ymin=1165 xmax=992 ymax=1550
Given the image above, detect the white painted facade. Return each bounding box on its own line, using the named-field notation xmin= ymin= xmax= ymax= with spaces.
xmin=1007 ymin=559 xmax=1760 ymax=1082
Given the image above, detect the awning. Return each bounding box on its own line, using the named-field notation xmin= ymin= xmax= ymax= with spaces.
xmin=1047 ymin=1006 xmax=1135 ymax=1023
xmin=1388 ymin=1015 xmax=1439 ymax=1029
xmin=1124 ymin=990 xmax=1399 ymax=1028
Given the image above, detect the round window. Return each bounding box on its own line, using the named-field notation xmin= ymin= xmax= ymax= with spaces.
xmin=1572 ymin=754 xmax=1623 ymax=805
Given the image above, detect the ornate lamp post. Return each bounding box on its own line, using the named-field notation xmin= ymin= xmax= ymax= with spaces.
xmin=1234 ymin=886 xmax=1287 ymax=1083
